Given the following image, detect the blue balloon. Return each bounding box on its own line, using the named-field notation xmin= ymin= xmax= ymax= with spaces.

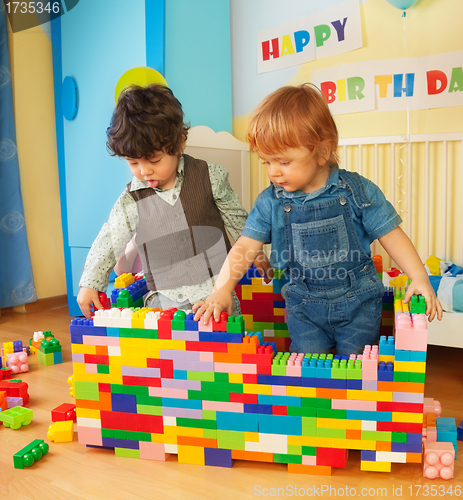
xmin=386 ymin=0 xmax=419 ymax=9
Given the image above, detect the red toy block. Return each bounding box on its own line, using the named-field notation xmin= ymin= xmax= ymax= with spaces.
xmin=51 ymin=403 xmax=77 ymax=422
xmin=423 ymin=442 xmax=454 ymax=479
xmin=229 ymin=392 xmax=258 ymax=404
xmin=212 ymin=312 xmax=228 ymax=331
xmin=242 ymin=374 xmax=258 ymax=384
xmin=317 ymin=447 xmax=347 ymax=468
xmin=272 ymin=405 xmax=287 ymax=415
xmin=158 ymin=309 xmax=175 ymax=339
xmin=0 ymin=380 xmax=29 ymax=405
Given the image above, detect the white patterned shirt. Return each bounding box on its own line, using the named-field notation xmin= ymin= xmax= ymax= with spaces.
xmin=79 ymin=155 xmax=248 ymax=303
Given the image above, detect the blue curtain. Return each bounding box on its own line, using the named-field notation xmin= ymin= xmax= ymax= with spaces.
xmin=0 ymin=7 xmax=36 ymax=308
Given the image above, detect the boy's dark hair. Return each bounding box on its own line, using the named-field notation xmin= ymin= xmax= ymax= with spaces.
xmin=107 ymin=84 xmax=190 ymax=158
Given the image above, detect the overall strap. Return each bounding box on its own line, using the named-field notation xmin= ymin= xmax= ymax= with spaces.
xmin=338 ymin=170 xmax=372 ymax=209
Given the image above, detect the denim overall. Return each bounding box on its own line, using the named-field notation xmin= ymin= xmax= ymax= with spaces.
xmin=281 ymin=170 xmax=384 ymax=355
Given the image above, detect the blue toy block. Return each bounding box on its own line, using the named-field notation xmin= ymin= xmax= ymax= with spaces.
xmin=198 ymin=332 xmax=243 ymax=343
xmin=379 ymin=335 xmax=395 ymax=356
xmin=394 ymin=350 xmax=411 ymax=361
xmin=244 ymin=403 xmax=272 ymax=414
xmin=102 ymin=438 xmax=139 ymax=449
xmin=410 ymin=351 xmax=427 ymax=362
xmin=361 ymin=450 xmax=376 ymax=461
xmin=185 ymin=313 xmax=199 ymax=331
xmin=162 ymin=398 xmax=202 ymax=409
xmin=13 ymin=341 xmax=23 ymax=352
xmin=216 ymin=411 xmax=258 ymax=432
xmin=258 ymin=414 xmax=302 ymax=436
xmin=111 ymin=393 xmax=138 ymax=413
xmin=53 ymin=351 xmax=63 ymax=364
xmin=258 ymin=395 xmax=301 ymax=407
xmin=70 ymin=333 xmax=83 ymax=344
xmin=378 ymin=361 xmax=394 ymax=382
xmin=346 ymin=379 xmax=363 ymax=390
xmin=457 ymin=420 xmax=463 ymax=441
xmin=346 ymin=410 xmax=392 ymax=422
xmin=204 ymin=447 xmax=234 ymax=467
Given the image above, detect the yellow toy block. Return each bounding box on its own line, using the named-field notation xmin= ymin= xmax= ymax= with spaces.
xmin=392 ymin=411 xmax=423 ymax=423
xmin=114 ymin=273 xmax=135 ymax=289
xmin=346 ymin=390 xmax=393 ymax=402
xmin=394 ymin=361 xmax=426 ymax=373
xmin=76 ymin=408 xmax=101 ymax=419
xmin=378 ymin=354 xmax=394 ymax=363
xmin=177 ymin=445 xmax=205 ymax=465
xmin=47 ymin=420 xmax=74 ymax=442
xmin=274 ymin=308 xmax=285 ymax=316
xmin=245 ymin=432 xmax=259 ymax=442
xmin=243 ymin=383 xmax=272 ymax=395
xmin=71 ymin=344 xmax=96 ymax=355
xmin=361 ymin=460 xmax=391 ymax=472
xmin=286 ymin=386 xmax=317 ymax=398
xmin=317 ymin=418 xmax=362 ymax=430
xmin=243 ymin=314 xmax=254 ymax=329
xmin=228 ymin=372 xmax=243 ymax=383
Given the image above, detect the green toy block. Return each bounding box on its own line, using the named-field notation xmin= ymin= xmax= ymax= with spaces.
xmin=226 ymin=315 xmax=245 ymax=333
xmin=13 ymin=439 xmax=49 ymax=469
xmin=410 ymin=294 xmax=427 ymax=314
xmin=40 ymin=338 xmax=61 ymax=354
xmin=0 ymin=406 xmax=33 ymax=429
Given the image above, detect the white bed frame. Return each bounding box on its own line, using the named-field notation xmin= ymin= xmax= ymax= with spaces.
xmin=187 ymin=127 xmax=463 ymax=349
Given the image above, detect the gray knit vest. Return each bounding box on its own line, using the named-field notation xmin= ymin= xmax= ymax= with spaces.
xmin=127 ymin=154 xmax=232 ymax=291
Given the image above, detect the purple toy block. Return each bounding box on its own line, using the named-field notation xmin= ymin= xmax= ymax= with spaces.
xmin=204 ymin=447 xmax=234 ymax=467
xmin=457 ymin=420 xmax=463 ymax=441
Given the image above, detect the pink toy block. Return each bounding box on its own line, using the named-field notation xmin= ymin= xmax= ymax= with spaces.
xmin=361 ymin=345 xmax=378 ymax=380
xmin=77 ymin=426 xmax=103 ymax=446
xmin=423 ymin=442 xmax=454 ymax=479
xmin=395 ymin=312 xmax=428 ymax=351
xmin=139 ymin=441 xmax=171 ymax=461
xmin=202 ymin=400 xmax=244 ymax=413
xmin=423 ymin=397 xmax=442 ymax=416
xmin=6 ymin=352 xmax=29 ymax=374
xmin=272 ymin=385 xmax=287 ymax=396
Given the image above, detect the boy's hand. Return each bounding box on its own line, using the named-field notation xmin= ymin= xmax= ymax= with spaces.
xmin=77 ymin=287 xmax=103 ymax=318
xmin=253 ymin=250 xmax=273 ymax=284
xmin=192 ymin=290 xmax=234 ymax=324
xmin=404 ymin=278 xmax=443 ymax=322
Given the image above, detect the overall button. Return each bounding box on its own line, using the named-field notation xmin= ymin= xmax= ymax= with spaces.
xmin=363 ymin=265 xmax=370 ymax=272
xmin=173 ymin=213 xmax=180 ymax=221
xmin=339 ymin=197 xmax=347 ymax=205
xmin=186 ymin=259 xmax=193 ymax=266
xmin=284 ymin=205 xmax=292 ymax=212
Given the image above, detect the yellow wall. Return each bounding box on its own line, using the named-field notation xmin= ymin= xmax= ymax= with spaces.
xmin=9 ymin=24 xmax=66 ymax=300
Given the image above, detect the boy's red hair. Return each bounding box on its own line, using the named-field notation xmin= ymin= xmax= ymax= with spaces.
xmin=246 ymin=83 xmax=339 ymax=167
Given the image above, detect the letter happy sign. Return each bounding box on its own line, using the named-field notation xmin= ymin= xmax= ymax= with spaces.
xmin=257 ymin=0 xmax=362 ymax=74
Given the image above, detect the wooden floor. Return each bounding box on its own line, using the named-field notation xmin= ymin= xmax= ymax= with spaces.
xmin=0 ymin=307 xmax=462 ymax=500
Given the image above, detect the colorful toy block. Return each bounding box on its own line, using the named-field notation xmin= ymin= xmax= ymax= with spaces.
xmin=51 ymin=403 xmax=77 ymax=422
xmin=423 ymin=442 xmax=454 ymax=479
xmin=0 ymin=406 xmax=33 ymax=429
xmin=69 ymin=272 xmax=455 ymax=477
xmin=47 ymin=420 xmax=75 ymax=442
xmin=6 ymin=351 xmax=29 ymax=374
xmin=13 ymin=439 xmax=49 ymax=469
xmin=457 ymin=420 xmax=463 ymax=441
xmin=0 ymin=380 xmax=29 ymax=405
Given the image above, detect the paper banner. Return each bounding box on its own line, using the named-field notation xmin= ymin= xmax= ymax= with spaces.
xmin=311 ymin=50 xmax=463 ymax=115
xmin=257 ymin=0 xmax=362 ymax=74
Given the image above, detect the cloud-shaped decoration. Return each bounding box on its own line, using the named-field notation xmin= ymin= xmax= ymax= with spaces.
xmin=0 ymin=138 xmax=17 ymax=162
xmin=1 ymin=210 xmax=25 ymax=234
